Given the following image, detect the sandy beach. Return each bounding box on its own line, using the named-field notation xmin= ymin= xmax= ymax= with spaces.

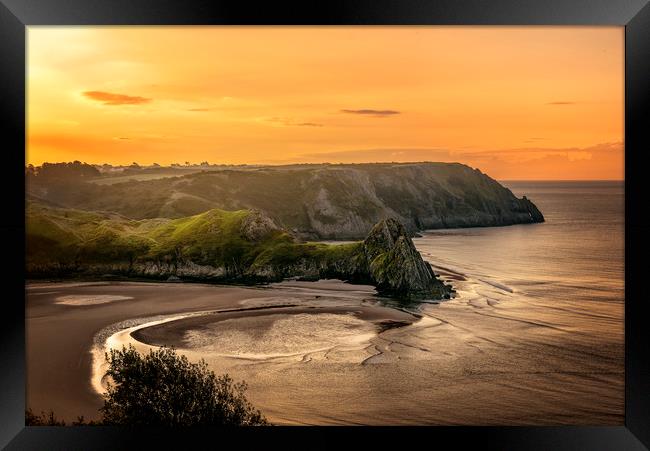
xmin=26 ymin=281 xmax=287 ymax=421
xmin=26 ymin=274 xmax=623 ymax=425
xmin=26 ymin=280 xmax=413 ymax=422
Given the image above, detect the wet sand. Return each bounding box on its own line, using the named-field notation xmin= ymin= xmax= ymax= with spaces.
xmin=26 ymin=277 xmax=623 ymax=425
xmin=132 ymin=304 xmax=415 ymax=347
xmin=25 ymin=280 xmax=392 ymax=421
xmin=26 ymin=281 xmax=305 ymax=421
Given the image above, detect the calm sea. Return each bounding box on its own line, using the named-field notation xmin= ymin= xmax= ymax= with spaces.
xmin=416 ymin=180 xmax=624 ymax=308
xmin=404 ymin=180 xmax=625 ymax=424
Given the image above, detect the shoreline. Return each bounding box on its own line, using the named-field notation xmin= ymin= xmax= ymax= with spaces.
xmin=26 ymin=279 xmax=383 ymax=422
xmin=26 ymin=272 xmax=624 ymax=425
xmin=91 ymin=302 xmax=419 ymax=398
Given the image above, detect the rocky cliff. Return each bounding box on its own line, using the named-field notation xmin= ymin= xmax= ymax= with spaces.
xmin=27 ymin=162 xmax=544 ymax=240
xmin=362 ymin=218 xmax=449 ymax=298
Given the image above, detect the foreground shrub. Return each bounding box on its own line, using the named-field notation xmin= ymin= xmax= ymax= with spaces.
xmin=25 ymin=409 xmax=67 ymax=426
xmin=100 ymin=345 xmax=267 ymax=426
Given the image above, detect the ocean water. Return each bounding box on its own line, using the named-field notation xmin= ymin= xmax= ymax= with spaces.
xmin=85 ymin=181 xmax=625 ymax=425
xmin=417 ymin=181 xmax=624 ymax=306
xmin=416 ymin=181 xmax=624 ymax=318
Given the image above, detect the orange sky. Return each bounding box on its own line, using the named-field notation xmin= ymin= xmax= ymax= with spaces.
xmin=27 ymin=27 xmax=624 ymax=180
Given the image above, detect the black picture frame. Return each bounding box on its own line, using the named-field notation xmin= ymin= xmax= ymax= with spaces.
xmin=1 ymin=1 xmax=648 ymax=449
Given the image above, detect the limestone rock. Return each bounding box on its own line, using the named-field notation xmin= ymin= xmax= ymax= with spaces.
xmin=362 ymin=218 xmax=451 ymax=298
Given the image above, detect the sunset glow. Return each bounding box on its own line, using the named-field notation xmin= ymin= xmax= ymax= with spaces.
xmin=27 ymin=26 xmax=624 ymax=180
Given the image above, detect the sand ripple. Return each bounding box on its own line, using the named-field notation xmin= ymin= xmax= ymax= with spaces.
xmin=183 ymin=312 xmax=376 ymax=359
xmin=55 ymin=294 xmax=133 ymax=306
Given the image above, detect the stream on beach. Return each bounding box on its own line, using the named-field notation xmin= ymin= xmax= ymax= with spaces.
xmin=26 ymin=181 xmax=624 ymax=425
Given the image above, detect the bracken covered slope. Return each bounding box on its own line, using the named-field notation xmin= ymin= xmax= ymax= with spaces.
xmin=27 ymin=162 xmax=544 ymax=239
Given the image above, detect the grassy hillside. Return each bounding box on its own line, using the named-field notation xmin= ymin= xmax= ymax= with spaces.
xmin=28 ymin=202 xmax=280 ymax=270
xmin=27 ymin=162 xmax=544 ymax=239
xmin=26 ymin=201 xmax=361 ymax=280
xmin=26 ymin=201 xmax=451 ymax=299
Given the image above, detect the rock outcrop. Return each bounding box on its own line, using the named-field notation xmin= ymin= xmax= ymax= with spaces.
xmin=244 ymin=217 xmax=452 ymax=299
xmin=240 ymin=209 xmax=280 ymax=241
xmin=362 ymin=218 xmax=451 ymax=298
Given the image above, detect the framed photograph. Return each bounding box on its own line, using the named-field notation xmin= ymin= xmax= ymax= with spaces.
xmin=2 ymin=0 xmax=649 ymax=449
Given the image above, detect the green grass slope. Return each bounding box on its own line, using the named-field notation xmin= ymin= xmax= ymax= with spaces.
xmin=27 ymin=202 xmax=286 ymax=274
xmin=26 ymin=201 xmax=451 ymax=299
xmin=26 ymin=201 xmax=364 ymax=281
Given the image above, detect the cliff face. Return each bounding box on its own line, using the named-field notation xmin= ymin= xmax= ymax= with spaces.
xmin=27 ymin=203 xmax=451 ymax=299
xmin=245 ymin=217 xmax=452 ymax=299
xmin=27 ymin=162 xmax=544 ymax=240
xmin=362 ymin=218 xmax=449 ymax=298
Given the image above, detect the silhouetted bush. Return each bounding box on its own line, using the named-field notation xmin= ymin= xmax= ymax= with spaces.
xmin=100 ymin=345 xmax=267 ymax=426
xmin=27 ymin=161 xmax=100 ymax=181
xmin=25 ymin=409 xmax=67 ymax=426
xmin=26 ymin=346 xmax=267 ymax=427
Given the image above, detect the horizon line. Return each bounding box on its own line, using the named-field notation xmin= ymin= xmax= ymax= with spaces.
xmin=25 ymin=161 xmax=624 ymax=182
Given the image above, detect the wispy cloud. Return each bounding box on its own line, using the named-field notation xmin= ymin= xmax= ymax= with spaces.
xmin=266 ymin=117 xmax=324 ymax=127
xmin=296 ymin=148 xmax=454 ymax=163
xmin=340 ymin=109 xmax=400 ymax=117
xmin=260 ymin=142 xmax=623 ymax=180
xmin=290 ymin=142 xmax=622 ymax=164
xmin=461 ymin=142 xmax=622 ymax=159
xmin=83 ymin=91 xmax=151 ymax=106
xmin=546 ymin=101 xmax=576 ymax=105
xmin=187 ymin=108 xmax=214 ymax=112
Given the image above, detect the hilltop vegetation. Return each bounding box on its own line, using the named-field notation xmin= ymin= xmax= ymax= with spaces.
xmin=27 ymin=162 xmax=544 ymax=239
xmin=26 ymin=201 xmax=452 ymax=299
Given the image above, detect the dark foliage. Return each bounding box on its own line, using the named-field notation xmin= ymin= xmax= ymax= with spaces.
xmin=25 ymin=409 xmax=67 ymax=426
xmin=26 ymin=161 xmax=100 ymax=181
xmin=100 ymin=345 xmax=268 ymax=426
xmin=26 ymin=346 xmax=267 ymax=427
